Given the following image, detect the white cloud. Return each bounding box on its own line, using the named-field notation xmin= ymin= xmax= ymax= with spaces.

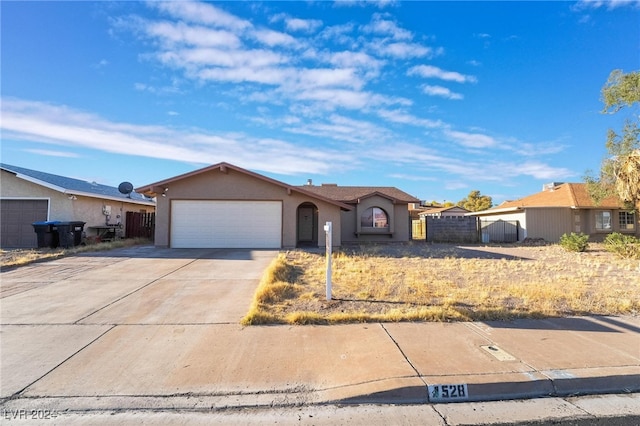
xmin=25 ymin=149 xmax=81 ymax=158
xmin=408 ymin=65 xmax=477 ymax=83
xmin=375 ymin=41 xmax=434 ymax=59
xmin=151 ymin=1 xmax=252 ymax=31
xmin=422 ymin=85 xmax=463 ymax=100
xmin=572 ymin=0 xmax=640 ymax=10
xmin=285 ymin=17 xmax=323 ymax=33
xmin=0 ymin=98 xmax=350 ymax=176
xmin=146 ymin=21 xmax=241 ymax=48
xmin=376 ymin=109 xmax=443 ymax=128
xmin=445 ymin=130 xmax=497 ymax=148
xmin=361 ymin=14 xmax=412 ymax=40
xmin=252 ymin=28 xmax=298 ymax=47
xmin=501 ymin=161 xmax=575 ymax=180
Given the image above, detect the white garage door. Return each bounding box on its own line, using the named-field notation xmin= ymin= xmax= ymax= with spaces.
xmin=171 ymin=200 xmax=282 ymax=248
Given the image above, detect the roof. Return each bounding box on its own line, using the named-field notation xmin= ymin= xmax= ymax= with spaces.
xmin=298 ymin=184 xmax=420 ymax=204
xmin=135 ymin=162 xmax=353 ymax=211
xmin=1 ymin=163 xmax=155 ymax=206
xmin=418 ymin=206 xmax=470 ymax=215
xmin=474 ymin=183 xmax=625 ymax=215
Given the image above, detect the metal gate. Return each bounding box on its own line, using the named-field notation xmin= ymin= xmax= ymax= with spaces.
xmin=480 ymin=220 xmax=519 ymax=243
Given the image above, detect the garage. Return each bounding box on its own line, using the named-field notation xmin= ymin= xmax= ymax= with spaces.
xmin=1 ymin=199 xmax=49 ymax=248
xmin=170 ymin=200 xmax=282 ymax=248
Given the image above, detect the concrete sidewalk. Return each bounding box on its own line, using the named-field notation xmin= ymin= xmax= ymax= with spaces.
xmin=1 ymin=247 xmax=638 ymax=416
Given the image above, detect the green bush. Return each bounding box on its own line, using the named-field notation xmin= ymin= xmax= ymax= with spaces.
xmin=604 ymin=232 xmax=640 ymax=259
xmin=559 ymin=232 xmax=590 ymax=252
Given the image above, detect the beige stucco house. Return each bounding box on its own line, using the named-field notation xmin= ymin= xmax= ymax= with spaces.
xmin=470 ymin=182 xmax=639 ymax=242
xmin=136 ymin=162 xmax=419 ymax=249
xmin=1 ymin=164 xmax=156 ymax=248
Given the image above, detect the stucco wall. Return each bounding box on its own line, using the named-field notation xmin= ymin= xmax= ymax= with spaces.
xmin=340 ymin=195 xmax=412 ymax=243
xmin=1 ymin=170 xmax=155 ymax=238
xmin=153 ymin=168 xmax=343 ymax=248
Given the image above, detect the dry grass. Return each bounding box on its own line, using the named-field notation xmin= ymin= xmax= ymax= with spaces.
xmin=243 ymin=243 xmax=640 ymax=325
xmin=0 ymin=238 xmax=152 ymax=270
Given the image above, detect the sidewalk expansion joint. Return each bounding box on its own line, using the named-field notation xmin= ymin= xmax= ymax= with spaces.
xmin=9 ymin=325 xmax=117 ymax=401
xmin=379 ymin=323 xmax=426 ymax=387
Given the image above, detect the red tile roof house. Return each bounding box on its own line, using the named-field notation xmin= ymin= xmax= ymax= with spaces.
xmin=136 ymin=162 xmax=419 ymax=249
xmin=469 ymin=182 xmax=639 ymax=243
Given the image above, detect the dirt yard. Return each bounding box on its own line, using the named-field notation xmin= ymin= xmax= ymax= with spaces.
xmin=246 ymin=242 xmax=640 ymax=324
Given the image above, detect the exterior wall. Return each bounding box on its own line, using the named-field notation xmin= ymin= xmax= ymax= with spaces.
xmin=340 ymin=195 xmax=412 ymax=243
xmin=1 ymin=170 xmax=155 ymax=239
xmin=525 ymin=208 xmax=573 ymax=242
xmin=153 ymin=168 xmax=342 ymax=248
xmin=582 ymin=208 xmax=640 ymax=241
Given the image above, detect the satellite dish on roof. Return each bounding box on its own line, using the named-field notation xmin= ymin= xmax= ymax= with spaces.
xmin=118 ymin=181 xmax=134 ymax=198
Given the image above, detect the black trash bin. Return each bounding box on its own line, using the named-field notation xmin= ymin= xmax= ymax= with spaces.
xmin=69 ymin=221 xmax=86 ymax=246
xmin=32 ymin=221 xmax=60 ymax=248
xmin=53 ymin=221 xmax=86 ymax=248
xmin=53 ymin=222 xmax=72 ymax=248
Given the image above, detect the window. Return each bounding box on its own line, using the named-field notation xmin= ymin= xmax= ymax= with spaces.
xmin=361 ymin=207 xmax=388 ymax=228
xmin=595 ymin=211 xmax=612 ymax=231
xmin=619 ymin=211 xmax=636 ymax=231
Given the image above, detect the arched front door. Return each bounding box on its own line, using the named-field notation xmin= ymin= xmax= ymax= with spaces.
xmin=297 ymin=202 xmax=318 ymax=247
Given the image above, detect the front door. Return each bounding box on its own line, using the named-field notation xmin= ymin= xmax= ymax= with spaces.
xmin=298 ymin=204 xmax=318 ymax=244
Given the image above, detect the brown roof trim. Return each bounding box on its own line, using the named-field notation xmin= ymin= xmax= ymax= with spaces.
xmin=135 ymin=162 xmax=353 ymax=210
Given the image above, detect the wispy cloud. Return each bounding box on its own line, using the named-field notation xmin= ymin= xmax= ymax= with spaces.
xmin=572 ymin=0 xmax=640 ymax=11
xmin=421 ymin=85 xmax=463 ymax=100
xmin=445 ymin=129 xmax=497 ymax=148
xmin=1 ymin=98 xmax=350 ymax=176
xmin=408 ymin=65 xmax=477 ymax=83
xmin=25 ymin=149 xmax=81 ymax=158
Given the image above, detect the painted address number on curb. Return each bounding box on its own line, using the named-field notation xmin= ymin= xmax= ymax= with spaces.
xmin=428 ymin=384 xmax=469 ymax=402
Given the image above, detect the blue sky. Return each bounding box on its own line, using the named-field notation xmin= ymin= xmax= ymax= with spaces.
xmin=2 ymin=1 xmax=638 ymax=205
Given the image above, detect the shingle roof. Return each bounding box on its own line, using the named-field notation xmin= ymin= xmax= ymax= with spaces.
xmin=299 ymin=184 xmax=420 ymax=204
xmin=135 ymin=162 xmax=353 ymax=210
xmin=1 ymin=163 xmax=155 ymax=205
xmin=488 ymin=183 xmax=624 ymax=211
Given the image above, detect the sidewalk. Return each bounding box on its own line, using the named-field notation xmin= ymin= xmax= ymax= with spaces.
xmin=1 ymin=249 xmax=638 ymax=417
xmin=2 ymin=318 xmax=638 ymax=412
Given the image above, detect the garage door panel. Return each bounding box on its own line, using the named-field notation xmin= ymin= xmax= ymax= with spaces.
xmin=1 ymin=200 xmax=49 ymax=248
xmin=171 ymin=201 xmax=281 ymax=248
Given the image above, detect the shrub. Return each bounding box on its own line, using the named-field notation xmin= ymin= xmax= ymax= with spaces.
xmin=559 ymin=232 xmax=590 ymax=252
xmin=604 ymin=232 xmax=640 ymax=259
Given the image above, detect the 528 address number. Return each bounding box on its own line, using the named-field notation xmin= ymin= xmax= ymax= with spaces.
xmin=428 ymin=384 xmax=469 ymax=402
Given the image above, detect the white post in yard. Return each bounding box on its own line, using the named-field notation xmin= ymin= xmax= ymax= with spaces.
xmin=324 ymin=221 xmax=332 ymax=301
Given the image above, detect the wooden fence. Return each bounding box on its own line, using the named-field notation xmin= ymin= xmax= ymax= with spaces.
xmin=125 ymin=212 xmax=155 ymax=240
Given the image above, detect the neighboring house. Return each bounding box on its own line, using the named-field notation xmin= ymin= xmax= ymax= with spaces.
xmin=135 ymin=162 xmax=419 ymax=249
xmin=469 ymin=182 xmax=639 ymax=242
xmin=418 ymin=206 xmax=470 ymax=218
xmin=1 ymin=164 xmax=156 ymax=248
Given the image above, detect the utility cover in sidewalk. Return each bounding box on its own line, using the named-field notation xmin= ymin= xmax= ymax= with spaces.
xmin=481 ymin=345 xmax=516 ymax=361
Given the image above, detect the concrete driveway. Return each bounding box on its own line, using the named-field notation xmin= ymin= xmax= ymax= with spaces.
xmin=0 ymin=247 xmax=277 ymax=399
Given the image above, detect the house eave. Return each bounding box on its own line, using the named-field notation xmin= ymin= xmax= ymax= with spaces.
xmin=10 ymin=170 xmax=155 ymax=207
